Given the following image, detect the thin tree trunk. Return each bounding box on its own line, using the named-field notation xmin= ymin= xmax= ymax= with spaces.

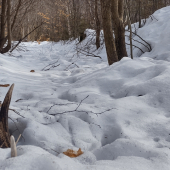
xmin=66 ymin=5 xmax=71 ymax=37
xmin=95 ymin=0 xmax=100 ymax=49
xmin=139 ymin=0 xmax=141 ymax=28
xmin=125 ymin=0 xmax=133 ymax=59
xmin=1 ymin=0 xmax=12 ymax=54
xmin=0 ymin=0 xmax=7 ymax=50
xmin=11 ymin=0 xmax=22 ymax=31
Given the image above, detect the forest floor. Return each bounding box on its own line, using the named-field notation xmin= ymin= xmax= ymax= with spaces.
xmin=1 ymin=6 xmax=170 ymax=170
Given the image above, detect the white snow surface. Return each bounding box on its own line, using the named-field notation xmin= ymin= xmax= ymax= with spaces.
xmin=1 ymin=6 xmax=170 ymax=170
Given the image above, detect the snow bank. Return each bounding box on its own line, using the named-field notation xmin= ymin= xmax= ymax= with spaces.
xmin=1 ymin=6 xmax=170 ymax=170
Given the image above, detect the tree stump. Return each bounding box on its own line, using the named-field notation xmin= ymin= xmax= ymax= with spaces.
xmin=0 ymin=84 xmax=14 ymax=148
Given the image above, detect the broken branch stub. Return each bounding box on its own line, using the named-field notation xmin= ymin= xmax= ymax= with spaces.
xmin=10 ymin=135 xmax=17 ymax=157
xmin=0 ymin=84 xmax=14 ymax=148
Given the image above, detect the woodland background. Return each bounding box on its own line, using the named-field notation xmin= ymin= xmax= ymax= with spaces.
xmin=8 ymin=0 xmax=170 ymax=41
xmin=0 ymin=0 xmax=170 ymax=60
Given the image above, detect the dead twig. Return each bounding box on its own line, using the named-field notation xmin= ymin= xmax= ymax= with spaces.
xmin=10 ymin=22 xmax=44 ymax=53
xmin=9 ymin=109 xmax=25 ymax=118
xmin=42 ymin=59 xmax=60 ymax=71
xmin=49 ymin=95 xmax=89 ymax=116
xmin=150 ymin=14 xmax=158 ymax=21
xmin=65 ymin=62 xmax=79 ymax=71
xmin=15 ymin=99 xmax=23 ymax=102
xmin=16 ymin=134 xmax=21 ymax=144
xmin=8 ymin=117 xmax=25 ymax=142
xmin=125 ymin=35 xmax=151 ymax=52
xmin=76 ymin=47 xmax=102 ymax=59
xmin=75 ymin=95 xmax=89 ymax=111
xmin=47 ymin=102 xmax=76 ymax=114
xmin=126 ymin=30 xmax=152 ymax=51
xmin=126 ymin=43 xmax=145 ymax=54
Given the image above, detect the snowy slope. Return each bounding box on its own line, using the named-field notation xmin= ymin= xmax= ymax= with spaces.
xmin=1 ymin=6 xmax=170 ymax=170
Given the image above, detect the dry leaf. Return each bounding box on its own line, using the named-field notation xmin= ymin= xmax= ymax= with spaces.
xmin=30 ymin=70 xmax=35 ymax=72
xmin=63 ymin=148 xmax=83 ymax=158
xmin=0 ymin=84 xmax=10 ymax=87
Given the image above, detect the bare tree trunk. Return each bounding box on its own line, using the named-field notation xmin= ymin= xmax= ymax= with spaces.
xmin=101 ymin=0 xmax=118 ymax=65
xmin=0 ymin=0 xmax=7 ymax=50
xmin=95 ymin=0 xmax=100 ymax=49
xmin=138 ymin=0 xmax=142 ymax=28
xmin=125 ymin=0 xmax=133 ymax=59
xmin=11 ymin=0 xmax=22 ymax=31
xmin=66 ymin=3 xmax=71 ymax=37
xmin=1 ymin=0 xmax=12 ymax=54
xmin=0 ymin=84 xmax=14 ymax=148
xmin=111 ymin=0 xmax=127 ymax=61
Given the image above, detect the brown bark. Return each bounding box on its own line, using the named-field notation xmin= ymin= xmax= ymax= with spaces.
xmin=0 ymin=84 xmax=14 ymax=148
xmin=118 ymin=0 xmax=124 ymax=20
xmin=0 ymin=0 xmax=13 ymax=54
xmin=138 ymin=0 xmax=141 ymax=28
xmin=125 ymin=0 xmax=133 ymax=59
xmin=111 ymin=0 xmax=127 ymax=61
xmin=95 ymin=0 xmax=100 ymax=49
xmin=1 ymin=0 xmax=12 ymax=54
xmin=11 ymin=0 xmax=22 ymax=31
xmin=101 ymin=0 xmax=118 ymax=65
xmin=0 ymin=0 xmax=7 ymax=50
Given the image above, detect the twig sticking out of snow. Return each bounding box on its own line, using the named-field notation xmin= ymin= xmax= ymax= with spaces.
xmin=10 ymin=136 xmax=17 ymax=157
xmin=65 ymin=62 xmax=79 ymax=71
xmin=16 ymin=134 xmax=21 ymax=145
xmin=49 ymin=95 xmax=90 ymax=116
xmin=76 ymin=47 xmax=102 ymax=59
xmin=47 ymin=95 xmax=116 ymax=118
xmin=41 ymin=59 xmax=60 ymax=71
xmin=9 ymin=109 xmax=25 ymax=118
xmin=47 ymin=102 xmax=76 ymax=114
xmin=150 ymin=15 xmax=158 ymax=21
xmin=8 ymin=117 xmax=25 ymax=142
xmin=126 ymin=30 xmax=152 ymax=51
xmin=75 ymin=95 xmax=89 ymax=111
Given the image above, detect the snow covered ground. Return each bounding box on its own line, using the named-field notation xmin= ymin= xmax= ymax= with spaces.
xmin=1 ymin=6 xmax=170 ymax=170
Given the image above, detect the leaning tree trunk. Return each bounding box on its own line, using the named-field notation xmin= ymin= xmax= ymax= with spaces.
xmin=0 ymin=84 xmax=14 ymax=148
xmin=111 ymin=0 xmax=127 ymax=61
xmin=101 ymin=0 xmax=118 ymax=65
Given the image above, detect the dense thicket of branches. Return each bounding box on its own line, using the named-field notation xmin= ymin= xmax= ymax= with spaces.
xmin=0 ymin=0 xmax=170 ymax=55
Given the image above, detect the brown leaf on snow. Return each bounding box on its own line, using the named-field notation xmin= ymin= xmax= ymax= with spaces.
xmin=63 ymin=148 xmax=83 ymax=158
xmin=30 ymin=70 xmax=35 ymax=72
xmin=0 ymin=84 xmax=10 ymax=87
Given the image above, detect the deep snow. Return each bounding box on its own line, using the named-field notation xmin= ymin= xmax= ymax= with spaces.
xmin=1 ymin=6 xmax=170 ymax=170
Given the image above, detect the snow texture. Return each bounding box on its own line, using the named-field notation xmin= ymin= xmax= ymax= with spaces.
xmin=1 ymin=6 xmax=170 ymax=170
